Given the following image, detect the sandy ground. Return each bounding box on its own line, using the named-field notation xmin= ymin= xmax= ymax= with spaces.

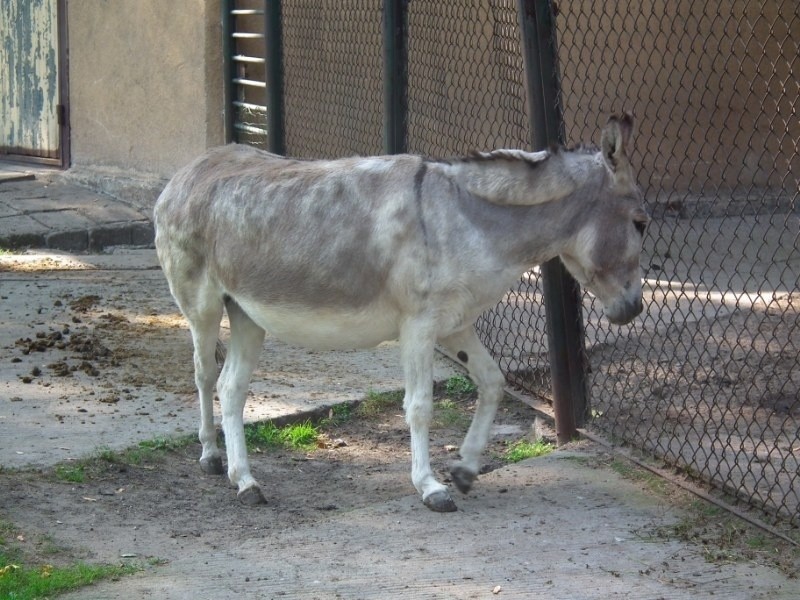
xmin=0 ymin=249 xmax=455 ymax=469
xmin=1 ymin=249 xmax=798 ymax=598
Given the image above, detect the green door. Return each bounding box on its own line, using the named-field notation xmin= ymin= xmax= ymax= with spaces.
xmin=0 ymin=0 xmax=62 ymax=162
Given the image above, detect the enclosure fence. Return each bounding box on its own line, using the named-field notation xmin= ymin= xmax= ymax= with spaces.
xmin=223 ymin=0 xmax=800 ymax=526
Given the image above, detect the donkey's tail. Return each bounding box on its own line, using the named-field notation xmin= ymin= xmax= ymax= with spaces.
xmin=215 ymin=339 xmax=227 ymax=368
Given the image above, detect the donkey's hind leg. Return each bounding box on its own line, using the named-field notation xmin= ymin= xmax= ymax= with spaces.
xmin=218 ymin=298 xmax=266 ymax=505
xmin=183 ymin=294 xmax=225 ymax=476
xmin=439 ymin=327 xmax=505 ymax=494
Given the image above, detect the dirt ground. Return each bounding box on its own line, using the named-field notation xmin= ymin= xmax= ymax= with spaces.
xmin=0 ymin=388 xmax=542 ymax=565
xmin=2 ymin=391 xmax=799 ymax=599
xmin=0 ymin=250 xmax=455 ymax=469
xmin=588 ymin=291 xmax=800 ymax=523
xmin=3 ymin=249 xmax=799 ymax=598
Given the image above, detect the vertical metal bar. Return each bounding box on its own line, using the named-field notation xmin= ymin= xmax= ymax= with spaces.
xmin=517 ymin=0 xmax=588 ymax=444
xmin=383 ymin=0 xmax=408 ymax=154
xmin=264 ymin=0 xmax=285 ymax=155
xmin=221 ymin=0 xmax=235 ymax=144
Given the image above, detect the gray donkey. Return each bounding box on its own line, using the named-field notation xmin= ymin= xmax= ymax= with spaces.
xmin=154 ymin=114 xmax=648 ymax=512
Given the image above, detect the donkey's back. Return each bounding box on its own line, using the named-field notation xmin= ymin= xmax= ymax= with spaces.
xmin=155 ymin=144 xmax=433 ymax=350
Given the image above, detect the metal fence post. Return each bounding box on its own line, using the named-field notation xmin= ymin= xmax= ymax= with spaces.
xmin=517 ymin=0 xmax=588 ymax=444
xmin=383 ymin=0 xmax=408 ymax=154
xmin=222 ymin=0 xmax=235 ymax=144
xmin=265 ymin=0 xmax=285 ymax=155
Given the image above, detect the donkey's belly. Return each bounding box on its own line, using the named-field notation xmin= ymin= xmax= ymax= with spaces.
xmin=234 ymin=298 xmax=400 ymax=350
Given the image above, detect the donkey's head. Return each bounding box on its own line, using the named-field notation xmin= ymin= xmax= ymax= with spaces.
xmin=558 ymin=114 xmax=649 ymax=325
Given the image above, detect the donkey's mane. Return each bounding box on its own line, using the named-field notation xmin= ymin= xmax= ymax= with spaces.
xmin=438 ymin=147 xmax=555 ymax=169
xmin=565 ymin=143 xmax=599 ymax=155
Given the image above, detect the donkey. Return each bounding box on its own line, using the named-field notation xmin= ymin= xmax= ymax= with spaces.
xmin=154 ymin=114 xmax=648 ymax=512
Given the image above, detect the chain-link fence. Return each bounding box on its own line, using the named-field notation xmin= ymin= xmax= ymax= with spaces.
xmin=224 ymin=0 xmax=799 ymax=526
xmin=556 ymin=0 xmax=799 ymax=525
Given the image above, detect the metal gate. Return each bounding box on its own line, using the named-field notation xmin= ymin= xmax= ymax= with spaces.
xmin=0 ymin=0 xmax=67 ymax=165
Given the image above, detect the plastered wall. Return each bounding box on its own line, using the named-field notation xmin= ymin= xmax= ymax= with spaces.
xmin=67 ymin=0 xmax=224 ymax=177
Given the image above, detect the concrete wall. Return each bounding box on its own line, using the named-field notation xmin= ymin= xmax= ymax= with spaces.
xmin=67 ymin=0 xmax=224 ymax=179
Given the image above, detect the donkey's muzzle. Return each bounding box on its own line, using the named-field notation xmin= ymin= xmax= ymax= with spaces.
xmin=606 ymin=296 xmax=643 ymax=325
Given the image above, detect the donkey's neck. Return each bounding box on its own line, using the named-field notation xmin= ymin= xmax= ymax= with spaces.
xmin=439 ymin=149 xmax=601 ymax=207
xmin=431 ymin=150 xmax=607 ymax=270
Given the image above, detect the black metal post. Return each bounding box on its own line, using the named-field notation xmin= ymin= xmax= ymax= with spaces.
xmin=222 ymin=0 xmax=235 ymax=144
xmin=517 ymin=0 xmax=588 ymax=444
xmin=265 ymin=0 xmax=285 ymax=155
xmin=383 ymin=0 xmax=408 ymax=154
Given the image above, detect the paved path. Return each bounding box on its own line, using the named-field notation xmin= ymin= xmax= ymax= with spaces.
xmin=0 ymin=166 xmax=153 ymax=252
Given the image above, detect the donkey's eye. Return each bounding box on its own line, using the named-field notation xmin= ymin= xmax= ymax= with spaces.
xmin=634 ymin=220 xmax=647 ymax=236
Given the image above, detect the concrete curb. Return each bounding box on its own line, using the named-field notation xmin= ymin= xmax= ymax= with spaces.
xmin=0 ymin=221 xmax=155 ymax=253
xmin=0 ymin=170 xmax=156 ymax=252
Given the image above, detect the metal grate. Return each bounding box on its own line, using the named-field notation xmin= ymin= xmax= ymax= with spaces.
xmin=224 ymin=1 xmax=269 ymax=148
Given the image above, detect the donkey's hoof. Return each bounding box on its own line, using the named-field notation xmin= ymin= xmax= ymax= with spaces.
xmin=237 ymin=485 xmax=267 ymax=506
xmin=450 ymin=465 xmax=477 ymax=494
xmin=423 ymin=490 xmax=458 ymax=512
xmin=199 ymin=456 xmax=224 ymax=475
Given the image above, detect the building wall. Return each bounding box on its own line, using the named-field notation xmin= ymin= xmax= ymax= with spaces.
xmin=67 ymin=0 xmax=224 ymax=178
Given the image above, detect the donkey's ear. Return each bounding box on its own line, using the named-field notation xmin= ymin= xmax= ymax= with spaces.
xmin=600 ymin=113 xmax=634 ymax=173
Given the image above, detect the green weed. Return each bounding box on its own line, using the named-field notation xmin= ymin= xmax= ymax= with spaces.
xmin=0 ymin=555 xmax=138 ymax=600
xmin=444 ymin=374 xmax=477 ymax=396
xmin=54 ymin=464 xmax=85 ymax=483
xmin=244 ymin=421 xmax=319 ymax=452
xmin=503 ymin=439 xmax=554 ymax=463
xmin=433 ymin=398 xmax=470 ymax=428
xmin=323 ymin=403 xmax=354 ymax=426
xmin=356 ymin=390 xmax=404 ymax=418
xmin=609 ymin=459 xmax=667 ymax=496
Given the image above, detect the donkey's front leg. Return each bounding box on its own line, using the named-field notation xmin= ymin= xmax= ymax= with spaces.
xmin=440 ymin=327 xmax=505 ymax=494
xmin=400 ymin=318 xmax=457 ymax=512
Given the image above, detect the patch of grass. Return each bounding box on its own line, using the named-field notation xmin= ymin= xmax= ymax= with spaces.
xmin=356 ymin=389 xmax=404 ymax=418
xmin=322 ymin=403 xmax=354 ymax=426
xmin=0 ymin=519 xmax=16 ymax=544
xmin=104 ymin=436 xmax=193 ymax=466
xmin=444 ymin=374 xmax=477 ymax=396
xmin=245 ymin=422 xmax=285 ymax=450
xmin=280 ymin=421 xmax=318 ymax=450
xmin=503 ymin=439 xmax=554 ymax=463
xmin=244 ymin=421 xmax=319 ymax=452
xmin=49 ymin=436 xmax=193 ymax=484
xmin=433 ymin=398 xmax=470 ymax=429
xmin=746 ymin=534 xmax=768 ymax=550
xmin=0 ymin=518 xmax=140 ymax=599
xmin=597 ymin=455 xmax=799 ymax=575
xmin=138 ymin=437 xmax=188 ymax=452
xmin=54 ymin=464 xmax=85 ymax=484
xmin=0 ymin=555 xmax=138 ymax=600
xmin=609 ymin=458 xmax=668 ymax=496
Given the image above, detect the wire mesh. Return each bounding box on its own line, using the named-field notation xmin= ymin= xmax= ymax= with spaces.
xmin=227 ymin=0 xmax=799 ymax=525
xmin=555 ymin=0 xmax=799 ymax=524
xmin=282 ymin=0 xmax=384 ymax=157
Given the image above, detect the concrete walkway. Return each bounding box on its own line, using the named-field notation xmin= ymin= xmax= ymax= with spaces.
xmin=1 ymin=169 xmax=798 ymax=598
xmin=0 ymin=165 xmax=153 ymax=252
